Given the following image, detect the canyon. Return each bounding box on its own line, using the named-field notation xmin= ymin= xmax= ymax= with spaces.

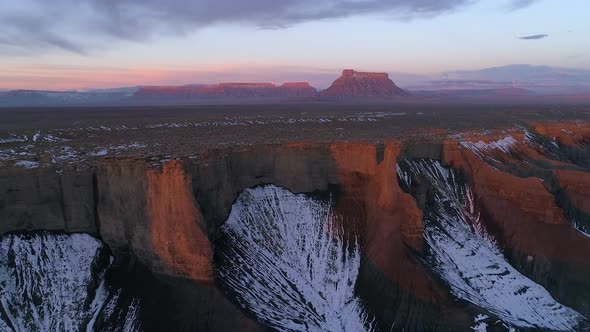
xmin=1 ymin=105 xmax=590 ymax=331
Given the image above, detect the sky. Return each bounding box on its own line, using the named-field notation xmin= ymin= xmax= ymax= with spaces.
xmin=1 ymin=0 xmax=589 ymax=90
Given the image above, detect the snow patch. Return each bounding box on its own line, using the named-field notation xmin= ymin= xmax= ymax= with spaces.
xmin=572 ymin=218 xmax=590 ymax=238
xmin=460 ymin=136 xmax=518 ymax=161
xmin=15 ymin=160 xmax=39 ymax=168
xmin=218 ymin=185 xmax=373 ymax=332
xmin=471 ymin=314 xmax=489 ymax=332
xmin=52 ymin=146 xmax=79 ymax=163
xmin=89 ymin=149 xmax=109 ymax=157
xmin=400 ymin=160 xmax=585 ymax=331
xmin=43 ymin=134 xmax=68 ymax=142
xmin=0 ymin=136 xmax=27 ymax=144
xmin=112 ymin=143 xmax=146 ymax=150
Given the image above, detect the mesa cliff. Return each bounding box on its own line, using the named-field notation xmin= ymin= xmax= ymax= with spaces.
xmin=321 ymin=69 xmax=409 ymax=98
xmin=1 ymin=120 xmax=589 ymax=331
xmin=131 ymin=69 xmax=411 ymax=103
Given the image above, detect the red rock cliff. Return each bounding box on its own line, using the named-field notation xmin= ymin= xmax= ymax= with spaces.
xmin=330 ymin=143 xmax=444 ymax=302
xmin=147 ymin=160 xmax=214 ymax=281
xmin=94 ymin=159 xmax=215 ymax=280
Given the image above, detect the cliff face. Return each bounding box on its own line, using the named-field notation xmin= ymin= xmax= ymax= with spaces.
xmin=555 ymin=169 xmax=590 ymax=215
xmin=1 ymin=121 xmax=590 ymax=331
xmin=0 ymin=166 xmax=96 ymax=234
xmin=321 ymin=69 xmax=409 ymax=98
xmin=147 ymin=161 xmax=213 ymax=281
xmin=530 ymin=121 xmax=590 ymax=147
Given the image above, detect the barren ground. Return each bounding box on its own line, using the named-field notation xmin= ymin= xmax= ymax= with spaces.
xmin=1 ymin=103 xmax=589 ymax=168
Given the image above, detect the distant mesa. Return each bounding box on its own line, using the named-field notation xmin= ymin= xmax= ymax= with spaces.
xmin=320 ymin=69 xmax=410 ymax=99
xmin=9 ymin=66 xmax=590 ymax=106
xmin=134 ymin=82 xmax=317 ymax=100
xmin=133 ymin=70 xmax=411 ymax=103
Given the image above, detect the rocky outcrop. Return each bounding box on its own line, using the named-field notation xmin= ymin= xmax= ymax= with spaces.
xmin=331 ymin=143 xmax=473 ymax=331
xmin=330 ymin=143 xmax=423 ymax=252
xmin=321 ymin=69 xmax=409 ymax=98
xmin=446 ymin=145 xmax=568 ymax=225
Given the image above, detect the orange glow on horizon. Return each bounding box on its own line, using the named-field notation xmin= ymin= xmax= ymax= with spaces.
xmin=0 ymin=63 xmax=341 ymax=91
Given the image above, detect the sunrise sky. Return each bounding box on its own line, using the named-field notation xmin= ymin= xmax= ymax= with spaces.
xmin=1 ymin=0 xmax=589 ymax=90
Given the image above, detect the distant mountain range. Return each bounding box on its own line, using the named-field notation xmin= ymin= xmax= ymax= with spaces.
xmin=408 ymin=64 xmax=590 ymax=94
xmin=1 ymin=65 xmax=589 ymax=106
xmin=133 ymin=82 xmax=318 ymax=102
xmin=0 ymin=87 xmax=140 ymax=106
xmin=445 ymin=64 xmax=590 ymax=86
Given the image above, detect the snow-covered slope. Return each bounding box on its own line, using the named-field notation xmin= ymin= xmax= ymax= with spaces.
xmin=217 ymin=185 xmax=373 ymax=332
xmin=397 ymin=160 xmax=586 ymax=331
xmin=0 ymin=233 xmax=141 ymax=332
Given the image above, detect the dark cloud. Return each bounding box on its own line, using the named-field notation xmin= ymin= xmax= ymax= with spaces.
xmin=518 ymin=34 xmax=549 ymax=40
xmin=0 ymin=10 xmax=87 ymax=54
xmin=0 ymin=0 xmax=539 ymax=54
xmin=510 ymin=0 xmax=539 ymax=10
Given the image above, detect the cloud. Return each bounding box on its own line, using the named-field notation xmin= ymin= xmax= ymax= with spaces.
xmin=0 ymin=0 xmax=539 ymax=54
xmin=510 ymin=0 xmax=539 ymax=10
xmin=518 ymin=34 xmax=549 ymax=40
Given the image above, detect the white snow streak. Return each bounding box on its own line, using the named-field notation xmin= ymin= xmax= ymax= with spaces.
xmin=471 ymin=314 xmax=489 ymax=332
xmin=460 ymin=136 xmax=518 ymax=161
xmin=219 ymin=185 xmax=373 ymax=332
xmin=0 ymin=136 xmax=27 ymax=144
xmin=396 ymin=164 xmax=412 ymax=189
xmin=0 ymin=233 xmax=106 ymax=331
xmin=401 ymin=160 xmax=585 ymax=331
xmin=572 ymin=219 xmax=590 ymax=238
xmin=89 ymin=149 xmax=109 ymax=157
xmin=14 ymin=160 xmax=39 ymax=169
